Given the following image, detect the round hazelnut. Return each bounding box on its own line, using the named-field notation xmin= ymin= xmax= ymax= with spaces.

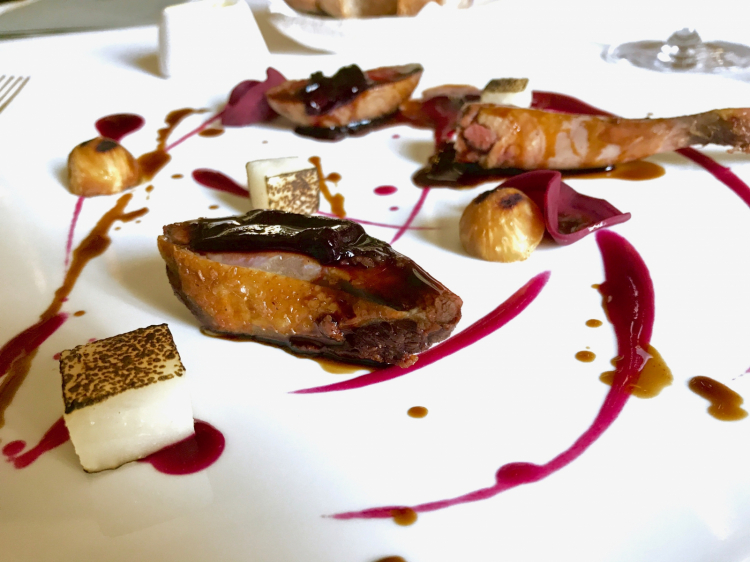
xmin=459 ymin=186 xmax=545 ymax=262
xmin=67 ymin=137 xmax=141 ymax=197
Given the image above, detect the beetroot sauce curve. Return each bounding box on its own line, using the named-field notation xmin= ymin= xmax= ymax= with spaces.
xmin=3 ymin=418 xmax=224 ymax=475
xmin=328 ymin=229 xmax=654 ymax=520
xmin=531 ymin=91 xmax=750 ymax=207
xmin=390 ymin=187 xmax=430 ymax=244
xmin=293 ymin=270 xmax=551 ymax=394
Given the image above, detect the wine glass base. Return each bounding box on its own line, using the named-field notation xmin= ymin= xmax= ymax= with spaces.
xmin=603 ymin=28 xmax=750 ymax=73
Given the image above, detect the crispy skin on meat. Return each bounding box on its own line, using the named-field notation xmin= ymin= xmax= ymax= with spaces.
xmin=157 ymin=211 xmax=462 ymax=367
xmin=454 ymin=103 xmax=750 ymax=170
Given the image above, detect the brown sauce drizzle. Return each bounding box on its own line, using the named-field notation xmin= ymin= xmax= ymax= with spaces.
xmin=599 ymin=344 xmax=672 ymax=398
xmin=171 ymin=174 xmax=184 ymax=179
xmin=577 ymin=160 xmax=665 ymax=181
xmin=208 ymin=205 xmax=220 ymax=210
xmin=575 ymin=351 xmax=596 ymax=362
xmin=308 ymin=156 xmax=345 ymax=217
xmin=198 ymin=127 xmax=224 ymax=138
xmin=391 ymin=507 xmax=418 ymax=526
xmin=138 ymin=150 xmax=171 ymax=182
xmin=138 ymin=108 xmax=206 ymax=181
xmin=407 ymin=406 xmax=428 ymax=418
xmin=0 ymin=194 xmax=146 ymax=426
xmin=73 ymin=310 xmax=85 ymax=317
xmin=586 ymin=319 xmax=603 ymax=327
xmin=688 ymin=376 xmax=748 ymax=421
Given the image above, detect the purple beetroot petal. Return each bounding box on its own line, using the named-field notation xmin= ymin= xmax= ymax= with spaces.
xmin=221 ymin=68 xmax=287 ymax=127
xmin=501 ymin=170 xmax=631 ymax=245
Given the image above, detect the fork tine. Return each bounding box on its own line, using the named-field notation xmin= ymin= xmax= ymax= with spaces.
xmin=0 ymin=76 xmax=13 ymax=98
xmin=0 ymin=77 xmax=29 ymax=115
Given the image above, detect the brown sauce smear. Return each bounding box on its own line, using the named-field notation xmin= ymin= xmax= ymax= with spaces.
xmin=138 ymin=108 xmax=206 ymax=181
xmin=688 ymin=376 xmax=748 ymax=421
xmin=407 ymin=406 xmax=428 ymax=418
xmin=171 ymin=174 xmax=184 ymax=179
xmin=198 ymin=127 xmax=224 ymax=138
xmin=0 ymin=194 xmax=146 ymax=425
xmin=309 ymin=156 xmax=346 ymax=217
xmin=391 ymin=507 xmax=418 ymax=526
xmin=138 ymin=150 xmax=171 ymax=182
xmin=599 ymin=344 xmax=672 ymax=398
xmin=570 ymin=160 xmax=665 ymax=181
xmin=73 ymin=310 xmax=86 ymax=317
xmin=313 ymin=357 xmax=364 ymax=375
xmin=585 ymin=319 xmax=603 ymax=327
xmin=575 ymin=350 xmax=596 ymax=362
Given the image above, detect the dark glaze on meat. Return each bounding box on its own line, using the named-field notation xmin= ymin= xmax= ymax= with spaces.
xmin=159 ymin=210 xmax=462 ymax=366
xmin=266 ymin=64 xmax=423 ymax=131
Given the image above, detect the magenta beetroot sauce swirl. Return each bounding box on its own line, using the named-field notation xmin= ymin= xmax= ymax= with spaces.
xmin=329 ymin=229 xmax=655 ymax=520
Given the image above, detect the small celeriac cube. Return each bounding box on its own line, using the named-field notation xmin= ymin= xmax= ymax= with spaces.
xmin=246 ymin=156 xmax=320 ymax=215
xmin=480 ymin=78 xmax=532 ymax=108
xmin=59 ymin=324 xmax=194 ymax=473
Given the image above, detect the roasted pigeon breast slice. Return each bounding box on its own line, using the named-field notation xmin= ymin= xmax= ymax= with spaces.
xmin=265 ymin=64 xmax=423 ymax=129
xmin=157 ymin=210 xmax=462 ymax=367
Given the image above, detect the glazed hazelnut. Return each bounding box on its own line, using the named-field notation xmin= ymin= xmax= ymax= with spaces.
xmin=67 ymin=137 xmax=140 ymax=197
xmin=459 ymin=187 xmax=545 ymax=262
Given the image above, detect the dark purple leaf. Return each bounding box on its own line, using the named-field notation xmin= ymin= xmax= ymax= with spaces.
xmin=221 ymin=68 xmax=286 ymax=127
xmin=502 ymin=170 xmax=631 ymax=245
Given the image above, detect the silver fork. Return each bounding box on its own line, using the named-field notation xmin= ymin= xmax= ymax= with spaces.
xmin=0 ymin=75 xmax=30 ymax=115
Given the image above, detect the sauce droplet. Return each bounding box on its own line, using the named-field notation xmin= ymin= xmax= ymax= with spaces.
xmin=390 ymin=206 xmax=399 ymax=211
xmin=138 ymin=420 xmax=226 ymax=475
xmin=575 ymin=350 xmax=596 ymax=362
xmin=192 ymin=169 xmax=248 ymax=198
xmin=73 ymin=310 xmax=85 ymax=317
xmin=171 ymin=174 xmax=183 ymax=179
xmin=688 ymin=376 xmax=748 ymax=421
xmin=198 ymin=127 xmax=224 ymax=138
xmin=313 ymin=357 xmax=365 ymax=375
xmin=599 ymin=345 xmax=672 ymax=398
xmin=391 ymin=507 xmax=418 ymax=526
xmin=209 ymin=205 xmax=220 ymax=210
xmin=374 ymin=185 xmax=398 ymax=196
xmin=407 ymin=406 xmax=428 ymax=418
xmin=95 ymin=114 xmax=145 ymax=142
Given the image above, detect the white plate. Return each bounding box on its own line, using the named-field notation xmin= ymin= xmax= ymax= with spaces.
xmin=3 ymin=27 xmax=750 ymax=562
